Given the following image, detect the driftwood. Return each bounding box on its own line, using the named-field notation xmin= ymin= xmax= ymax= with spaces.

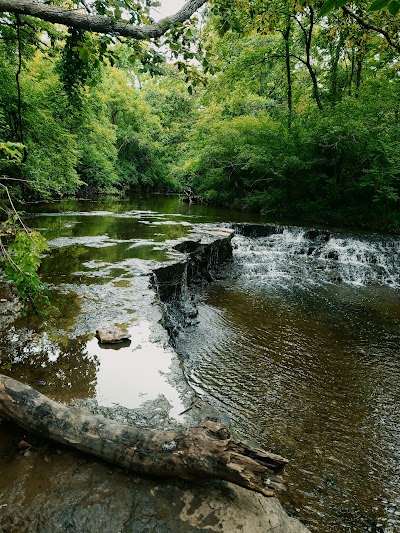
xmin=180 ymin=187 xmax=201 ymax=205
xmin=0 ymin=374 xmax=288 ymax=497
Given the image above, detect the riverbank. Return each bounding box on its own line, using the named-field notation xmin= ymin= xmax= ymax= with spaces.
xmin=0 ymin=223 xmax=309 ymax=532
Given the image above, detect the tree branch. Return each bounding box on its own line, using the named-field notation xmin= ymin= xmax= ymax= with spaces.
xmin=342 ymin=6 xmax=400 ymax=54
xmin=0 ymin=0 xmax=207 ymax=39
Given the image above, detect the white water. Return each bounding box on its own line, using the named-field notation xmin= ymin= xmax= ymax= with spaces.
xmin=233 ymin=228 xmax=400 ymax=289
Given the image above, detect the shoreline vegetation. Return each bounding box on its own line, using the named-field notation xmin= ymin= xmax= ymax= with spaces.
xmin=1 ymin=1 xmax=400 ymax=238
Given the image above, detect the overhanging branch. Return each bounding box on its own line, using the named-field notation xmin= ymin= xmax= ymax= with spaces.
xmin=342 ymin=6 xmax=400 ymax=54
xmin=0 ymin=0 xmax=208 ymax=39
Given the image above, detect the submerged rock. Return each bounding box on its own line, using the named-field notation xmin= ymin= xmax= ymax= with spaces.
xmin=232 ymin=223 xmax=284 ymax=237
xmin=304 ymin=229 xmax=330 ymax=242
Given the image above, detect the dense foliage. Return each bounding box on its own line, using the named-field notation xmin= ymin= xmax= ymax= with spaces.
xmin=177 ymin=1 xmax=400 ymax=229
xmin=0 ymin=0 xmax=399 ymax=232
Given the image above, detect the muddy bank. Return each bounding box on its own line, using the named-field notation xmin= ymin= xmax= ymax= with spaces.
xmin=0 ymin=225 xmax=309 ymax=532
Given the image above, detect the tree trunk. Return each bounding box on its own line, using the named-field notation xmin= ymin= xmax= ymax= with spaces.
xmin=348 ymin=50 xmax=355 ymax=96
xmin=282 ymin=18 xmax=293 ymax=129
xmin=355 ymin=58 xmax=363 ymax=98
xmin=294 ymin=7 xmax=323 ymax=112
xmin=0 ymin=0 xmax=207 ymax=39
xmin=0 ymin=374 xmax=288 ymax=497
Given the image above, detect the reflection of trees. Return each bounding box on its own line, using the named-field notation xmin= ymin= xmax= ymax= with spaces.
xmin=14 ymin=290 xmax=82 ymax=333
xmin=0 ymin=334 xmax=98 ymax=403
xmin=40 ymin=245 xmax=90 ymax=283
xmin=32 ymin=211 xmax=191 ymax=243
xmin=38 ymin=223 xmax=191 ymax=284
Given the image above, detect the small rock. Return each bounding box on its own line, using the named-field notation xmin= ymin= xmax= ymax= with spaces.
xmin=187 ymin=308 xmax=198 ymax=319
xmin=327 ymin=250 xmax=339 ymax=260
xmin=37 ymin=380 xmax=47 ymax=387
xmin=96 ymin=325 xmax=131 ymax=344
xmin=18 ymin=440 xmax=32 ymax=450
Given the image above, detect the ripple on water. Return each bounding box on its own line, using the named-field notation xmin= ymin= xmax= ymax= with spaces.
xmin=176 ymin=277 xmax=400 ymax=532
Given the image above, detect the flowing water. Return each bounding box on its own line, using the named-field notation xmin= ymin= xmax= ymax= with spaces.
xmin=1 ymin=196 xmax=399 ymax=532
xmin=176 ymin=228 xmax=400 ymax=532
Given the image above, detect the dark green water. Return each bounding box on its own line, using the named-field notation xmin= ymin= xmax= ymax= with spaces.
xmin=1 ymin=195 xmax=399 ymax=532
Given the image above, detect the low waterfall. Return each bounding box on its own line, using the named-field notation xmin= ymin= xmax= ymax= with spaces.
xmin=232 ymin=225 xmax=400 ymax=289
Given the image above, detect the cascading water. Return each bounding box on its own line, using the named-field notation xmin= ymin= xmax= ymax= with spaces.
xmin=232 ymin=226 xmax=400 ymax=290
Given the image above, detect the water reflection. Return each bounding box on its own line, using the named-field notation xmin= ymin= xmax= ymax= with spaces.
xmin=0 ymin=331 xmax=97 ymax=402
xmin=1 ymin=197 xmax=204 ymax=419
xmin=0 ymin=320 xmax=185 ymax=418
xmin=87 ymin=320 xmax=184 ymax=416
xmin=31 ymin=213 xmax=192 ymax=242
xmin=26 ymin=194 xmax=280 ymax=225
xmin=39 ymin=242 xmax=169 ymax=285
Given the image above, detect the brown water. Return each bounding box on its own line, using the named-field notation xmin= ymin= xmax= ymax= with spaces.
xmin=1 ymin=195 xmax=400 ymax=532
xmin=176 ymin=232 xmax=400 ymax=532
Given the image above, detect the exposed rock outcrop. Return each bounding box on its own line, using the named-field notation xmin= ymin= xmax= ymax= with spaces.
xmin=233 ymin=223 xmax=284 ymax=237
xmin=152 ymin=227 xmax=233 ymax=302
xmin=0 ymin=224 xmax=310 ymax=533
xmin=96 ymin=324 xmax=131 ymax=344
xmin=0 ymin=436 xmax=308 ymax=532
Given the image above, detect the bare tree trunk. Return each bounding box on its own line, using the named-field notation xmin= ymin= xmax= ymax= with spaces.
xmin=282 ymin=18 xmax=293 ymax=129
xmin=348 ymin=50 xmax=355 ymax=96
xmin=329 ymin=32 xmax=345 ymax=104
xmin=293 ymin=7 xmax=323 ymax=111
xmin=355 ymin=58 xmax=363 ymax=98
xmin=0 ymin=374 xmax=288 ymax=497
xmin=307 ymin=64 xmax=323 ymax=111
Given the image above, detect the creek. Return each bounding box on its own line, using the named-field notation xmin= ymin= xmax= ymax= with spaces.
xmin=0 ymin=195 xmax=399 ymax=532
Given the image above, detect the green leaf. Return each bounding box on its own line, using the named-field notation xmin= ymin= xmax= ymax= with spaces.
xmin=318 ymin=0 xmax=337 ymax=17
xmin=335 ymin=0 xmax=348 ymax=7
xmin=2 ymin=228 xmax=49 ymax=314
xmin=0 ymin=142 xmax=25 ymax=162
xmin=187 ymin=85 xmax=193 ymax=95
xmin=388 ymin=0 xmax=400 ymax=14
xmin=369 ymin=0 xmax=391 ymax=11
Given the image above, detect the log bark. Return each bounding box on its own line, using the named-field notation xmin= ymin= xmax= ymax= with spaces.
xmin=0 ymin=0 xmax=207 ymax=39
xmin=0 ymin=374 xmax=288 ymax=497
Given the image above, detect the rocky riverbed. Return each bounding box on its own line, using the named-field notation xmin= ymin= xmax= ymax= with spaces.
xmin=0 ymin=224 xmax=308 ymax=532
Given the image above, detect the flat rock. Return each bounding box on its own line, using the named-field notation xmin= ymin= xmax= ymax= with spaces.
xmin=96 ymin=325 xmax=131 ymax=344
xmin=0 ymin=444 xmax=310 ymax=533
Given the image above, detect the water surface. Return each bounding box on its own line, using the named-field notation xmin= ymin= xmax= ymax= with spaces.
xmin=176 ymin=231 xmax=400 ymax=532
xmin=1 ymin=196 xmax=399 ymax=532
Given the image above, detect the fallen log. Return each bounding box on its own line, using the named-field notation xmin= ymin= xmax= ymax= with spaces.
xmin=0 ymin=374 xmax=288 ymax=497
